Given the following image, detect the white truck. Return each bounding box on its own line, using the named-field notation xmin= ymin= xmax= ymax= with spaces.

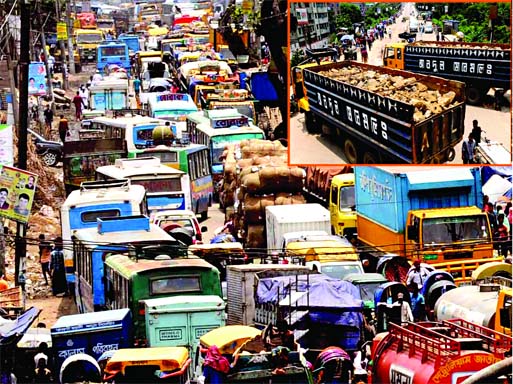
xmin=265 ymin=204 xmax=331 ymax=252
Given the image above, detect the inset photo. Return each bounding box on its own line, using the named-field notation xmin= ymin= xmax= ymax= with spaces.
xmin=289 ymin=2 xmax=511 ymax=165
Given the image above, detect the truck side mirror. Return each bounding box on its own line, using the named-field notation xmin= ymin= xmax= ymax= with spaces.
xmin=201 ymin=226 xmax=207 ymax=233
xmin=407 ymin=225 xmax=419 ymax=241
xmin=500 ymin=307 xmax=511 ymax=329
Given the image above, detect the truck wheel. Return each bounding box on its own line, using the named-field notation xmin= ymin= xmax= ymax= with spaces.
xmin=466 ymin=87 xmax=482 ymax=105
xmin=343 ymin=139 xmax=358 ymax=164
xmin=446 ymin=148 xmax=456 ymax=162
xmin=304 ymin=111 xmax=319 ymax=134
xmin=362 ymin=152 xmax=378 ymax=164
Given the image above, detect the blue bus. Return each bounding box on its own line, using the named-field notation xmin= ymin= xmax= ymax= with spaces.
xmin=97 ymin=41 xmax=130 ymax=74
xmin=118 ymin=34 xmax=141 ymax=56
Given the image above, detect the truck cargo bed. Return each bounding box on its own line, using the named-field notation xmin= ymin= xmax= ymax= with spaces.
xmin=303 ymin=61 xmax=466 ymax=163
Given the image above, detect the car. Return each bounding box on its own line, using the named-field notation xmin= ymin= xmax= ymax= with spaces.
xmin=151 ymin=209 xmax=207 ymax=245
xmin=28 ymin=128 xmax=63 ymax=166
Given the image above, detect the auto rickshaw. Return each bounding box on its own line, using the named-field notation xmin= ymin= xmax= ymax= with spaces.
xmin=103 ymin=347 xmax=191 ymax=383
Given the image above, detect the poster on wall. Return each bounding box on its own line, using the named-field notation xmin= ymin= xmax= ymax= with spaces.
xmin=0 ymin=125 xmax=14 ymax=166
xmin=28 ymin=62 xmax=48 ymax=96
xmin=0 ymin=165 xmax=38 ymax=224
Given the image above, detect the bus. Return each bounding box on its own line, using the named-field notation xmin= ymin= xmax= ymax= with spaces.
xmin=61 ymin=179 xmax=148 ymax=285
xmin=90 ymin=115 xmax=168 ymax=157
xmin=147 ymin=93 xmax=198 ymax=137
xmin=72 ymin=215 xmax=180 ymax=314
xmin=186 ymin=110 xmax=265 ymax=185
xmin=96 ymin=41 xmax=130 ymax=74
xmin=95 ymin=157 xmax=192 ymax=215
xmin=138 ymin=143 xmax=213 ymax=219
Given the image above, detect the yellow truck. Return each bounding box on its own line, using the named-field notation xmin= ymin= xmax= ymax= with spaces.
xmin=74 ymin=29 xmax=105 ymax=62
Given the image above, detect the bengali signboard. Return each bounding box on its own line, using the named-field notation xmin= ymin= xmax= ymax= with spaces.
xmin=57 ymin=22 xmax=68 ymax=40
xmin=28 ymin=62 xmax=48 ymax=96
xmin=0 ymin=165 xmax=38 ymax=224
xmin=0 ymin=125 xmax=14 ymax=166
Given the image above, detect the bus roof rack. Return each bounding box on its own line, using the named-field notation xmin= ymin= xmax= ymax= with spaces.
xmin=80 ymin=179 xmax=131 ymax=192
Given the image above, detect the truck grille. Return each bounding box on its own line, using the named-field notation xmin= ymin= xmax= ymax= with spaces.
xmin=443 ymin=251 xmax=473 ymax=260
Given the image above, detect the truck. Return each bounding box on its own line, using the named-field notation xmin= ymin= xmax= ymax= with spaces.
xmin=74 ymin=28 xmax=105 ymax=63
xmin=383 ymin=41 xmax=511 ymax=105
xmin=354 ymin=166 xmax=495 ymax=277
xmin=88 ymin=78 xmax=129 ymax=111
xmin=265 ymin=203 xmax=331 ymax=253
xmin=369 ymin=319 xmax=512 ymax=384
xmin=301 ymin=61 xmax=466 ymax=164
xmin=434 ymin=280 xmax=512 ymax=336
xmin=303 ymin=166 xmax=356 ymax=238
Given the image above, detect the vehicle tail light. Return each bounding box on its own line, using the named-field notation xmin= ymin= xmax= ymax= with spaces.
xmin=138 ymin=302 xmax=145 ymax=316
xmin=193 ymin=220 xmax=202 ymax=241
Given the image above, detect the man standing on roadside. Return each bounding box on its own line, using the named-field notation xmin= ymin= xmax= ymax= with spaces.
xmin=462 ymin=133 xmax=476 ymax=164
xmin=43 ymin=105 xmax=53 ymax=137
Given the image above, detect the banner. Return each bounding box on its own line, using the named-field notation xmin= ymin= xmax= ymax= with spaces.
xmin=0 ymin=165 xmax=38 ymax=224
xmin=28 ymin=62 xmax=47 ymax=96
xmin=296 ymin=8 xmax=309 ymax=26
xmin=0 ymin=125 xmax=13 ymax=166
xmin=57 ymin=22 xmax=68 ymax=40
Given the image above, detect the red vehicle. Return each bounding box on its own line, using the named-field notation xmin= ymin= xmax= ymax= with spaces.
xmin=76 ymin=12 xmax=97 ymax=29
xmin=370 ymin=319 xmax=512 ymax=384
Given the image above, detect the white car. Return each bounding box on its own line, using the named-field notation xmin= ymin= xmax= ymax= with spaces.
xmin=424 ymin=21 xmax=433 ymax=33
xmin=152 ymin=209 xmax=207 ymax=245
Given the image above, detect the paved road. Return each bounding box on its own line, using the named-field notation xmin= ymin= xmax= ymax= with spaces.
xmin=289 ymin=5 xmax=511 ymax=165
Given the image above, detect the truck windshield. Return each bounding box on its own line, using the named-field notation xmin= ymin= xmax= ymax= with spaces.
xmin=321 ymin=264 xmax=363 ymax=280
xmin=97 ymin=21 xmax=114 ymax=29
xmin=77 ymin=34 xmax=103 ymax=43
xmin=422 ymin=215 xmax=490 ymax=244
xmin=340 ymin=186 xmax=355 ymax=210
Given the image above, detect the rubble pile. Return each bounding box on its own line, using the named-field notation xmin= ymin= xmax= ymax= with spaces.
xmin=318 ymin=66 xmax=460 ymax=122
xmin=221 ymin=139 xmax=306 ymax=249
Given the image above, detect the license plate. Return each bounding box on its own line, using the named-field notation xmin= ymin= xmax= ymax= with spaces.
xmin=87 ymin=56 xmax=93 ymax=60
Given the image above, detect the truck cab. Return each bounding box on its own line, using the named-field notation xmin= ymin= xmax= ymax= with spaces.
xmin=329 ymin=173 xmax=356 ymax=238
xmin=74 ymin=29 xmax=105 ymax=62
xmin=406 ymin=206 xmax=493 ymax=264
xmin=382 ymin=42 xmax=406 ymax=69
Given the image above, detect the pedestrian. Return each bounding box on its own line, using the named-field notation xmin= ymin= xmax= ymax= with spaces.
xmin=133 ymin=76 xmax=141 ymax=96
xmin=92 ymin=70 xmax=103 ymax=85
xmin=202 ymin=345 xmax=231 ymax=383
xmin=50 ymin=236 xmax=67 ymax=296
xmin=18 ymin=269 xmax=26 ymax=292
xmin=495 ymin=213 xmax=509 ymax=257
xmin=58 ymin=115 xmax=68 ymax=143
xmin=47 ymin=54 xmax=55 ymax=76
xmin=470 ymin=120 xmax=482 ymax=145
xmin=388 ymin=27 xmax=392 ymax=39
xmin=33 ymin=342 xmax=52 ymax=383
xmin=79 ymin=85 xmax=89 ymax=110
xmin=461 ymin=133 xmax=476 ymax=164
xmin=406 ymin=260 xmax=430 ymax=290
xmin=393 ymin=292 xmax=413 ymax=323
xmin=86 ymin=75 xmax=93 ymax=88
xmin=43 ymin=105 xmax=53 ymax=137
xmin=484 ymin=202 xmax=498 ymax=234
xmin=360 ymin=44 xmax=368 ymax=64
xmin=39 ymin=234 xmax=52 ymax=286
xmin=72 ymin=91 xmax=85 ymax=121
xmin=409 ymin=283 xmax=425 ymax=321
xmin=0 ymin=274 xmax=9 ymax=291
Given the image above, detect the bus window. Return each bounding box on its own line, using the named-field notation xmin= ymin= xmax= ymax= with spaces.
xmin=81 ymin=209 xmax=121 ymax=223
xmin=150 ymin=275 xmax=201 ymax=294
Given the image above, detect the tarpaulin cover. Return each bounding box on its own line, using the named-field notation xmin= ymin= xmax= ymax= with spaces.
xmin=0 ymin=306 xmax=41 ymax=346
xmin=250 ymin=72 xmax=278 ymax=101
xmin=482 ymin=166 xmax=513 ymax=185
xmin=256 ymin=274 xmax=363 ymax=327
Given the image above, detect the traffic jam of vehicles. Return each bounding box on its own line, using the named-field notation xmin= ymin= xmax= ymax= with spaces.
xmin=0 ymin=1 xmax=512 ymax=384
xmin=290 ymin=3 xmax=511 ymax=165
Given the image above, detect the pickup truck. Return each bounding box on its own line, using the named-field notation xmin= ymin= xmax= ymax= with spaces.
xmin=301 ymin=61 xmax=466 ymax=164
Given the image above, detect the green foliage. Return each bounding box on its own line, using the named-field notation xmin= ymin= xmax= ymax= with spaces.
xmin=291 ymin=49 xmax=306 ymax=68
xmin=364 ymin=3 xmax=401 ymax=29
xmin=334 ymin=3 xmax=362 ymax=31
xmin=421 ymin=3 xmax=510 ymax=43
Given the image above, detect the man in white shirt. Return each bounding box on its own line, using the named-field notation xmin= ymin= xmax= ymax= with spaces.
xmin=406 ymin=260 xmax=430 ymax=290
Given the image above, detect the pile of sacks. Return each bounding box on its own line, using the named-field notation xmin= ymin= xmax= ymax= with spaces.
xmin=221 ymin=139 xmax=306 ymax=249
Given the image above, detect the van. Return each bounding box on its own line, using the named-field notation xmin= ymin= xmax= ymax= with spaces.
xmin=409 ymin=18 xmax=419 ymax=33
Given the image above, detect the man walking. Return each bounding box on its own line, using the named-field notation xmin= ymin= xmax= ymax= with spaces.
xmin=462 ymin=134 xmax=476 ymax=164
xmin=58 ymin=115 xmax=69 ymax=143
xmin=39 ymin=234 xmax=52 ymax=286
xmin=72 ymin=91 xmax=85 ymax=121
xmin=470 ymin=120 xmax=482 ymax=145
xmin=43 ymin=105 xmax=53 ymax=137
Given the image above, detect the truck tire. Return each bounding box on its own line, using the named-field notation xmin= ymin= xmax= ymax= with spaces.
xmin=343 ymin=138 xmax=358 ymax=164
xmin=466 ymin=86 xmax=482 ymax=105
xmin=362 ymin=151 xmax=378 ymax=164
xmin=446 ymin=148 xmax=456 ymax=162
xmin=304 ymin=111 xmax=319 ymax=134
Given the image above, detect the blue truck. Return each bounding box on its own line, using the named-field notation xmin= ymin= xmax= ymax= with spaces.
xmin=354 ymin=166 xmax=495 ymax=281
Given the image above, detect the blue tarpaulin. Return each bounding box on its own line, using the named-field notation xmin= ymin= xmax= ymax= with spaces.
xmin=0 ymin=307 xmax=41 ymax=346
xmin=256 ymin=274 xmax=363 ymax=327
xmin=482 ymin=166 xmax=512 ymax=185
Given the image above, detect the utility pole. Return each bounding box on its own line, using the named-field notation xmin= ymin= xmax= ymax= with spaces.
xmin=54 ymin=0 xmax=69 ymax=90
xmin=66 ymin=1 xmax=76 ymax=75
xmin=37 ymin=0 xmax=55 ymax=115
xmin=15 ymin=0 xmax=30 ymax=286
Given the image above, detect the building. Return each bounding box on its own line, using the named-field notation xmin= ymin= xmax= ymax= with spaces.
xmin=290 ymin=2 xmax=331 ymax=52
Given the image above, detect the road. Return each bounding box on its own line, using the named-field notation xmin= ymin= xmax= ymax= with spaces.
xmin=289 ymin=4 xmax=512 ymax=165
